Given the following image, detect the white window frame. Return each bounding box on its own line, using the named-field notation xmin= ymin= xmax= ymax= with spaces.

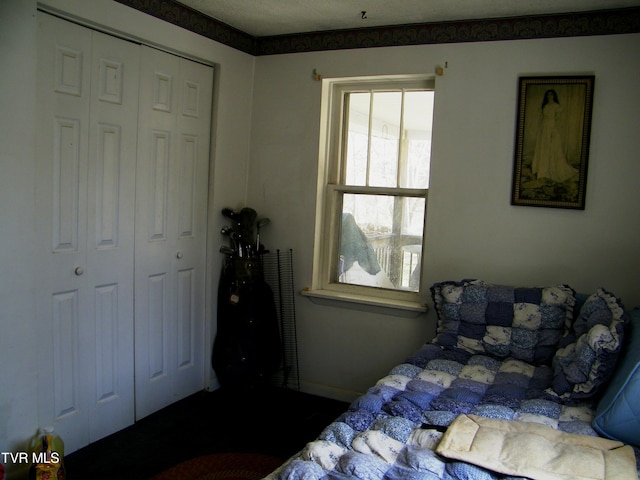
xmin=305 ymin=74 xmax=435 ymax=314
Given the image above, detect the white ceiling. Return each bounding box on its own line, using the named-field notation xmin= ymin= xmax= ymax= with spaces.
xmin=178 ymin=0 xmax=640 ymax=37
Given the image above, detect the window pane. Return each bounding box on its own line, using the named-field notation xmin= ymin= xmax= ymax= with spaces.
xmin=338 ymin=193 xmax=424 ymax=292
xmin=345 ymin=90 xmax=433 ymax=189
xmin=344 ymin=93 xmax=370 ymax=186
xmin=400 ymin=91 xmax=434 ymax=189
xmin=402 ymin=196 xmax=426 ymax=236
xmin=369 ymin=92 xmax=400 ymax=187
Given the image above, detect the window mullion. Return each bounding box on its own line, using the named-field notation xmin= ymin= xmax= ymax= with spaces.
xmin=392 ymin=90 xmax=407 ymax=286
xmin=336 ymin=185 xmax=427 ymax=197
xmin=397 ymin=90 xmax=406 ymax=188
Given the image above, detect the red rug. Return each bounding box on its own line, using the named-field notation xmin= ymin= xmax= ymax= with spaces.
xmin=151 ymin=453 xmax=284 ymax=480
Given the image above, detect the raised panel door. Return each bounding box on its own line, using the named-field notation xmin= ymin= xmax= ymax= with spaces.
xmin=134 ymin=46 xmax=213 ymax=419
xmin=36 ymin=13 xmax=139 ymax=453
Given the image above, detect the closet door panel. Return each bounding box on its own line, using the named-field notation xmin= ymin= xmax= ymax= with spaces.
xmin=177 ymin=267 xmax=195 ymax=369
xmin=51 ymin=290 xmax=81 ymax=420
xmin=172 ymin=57 xmax=212 ymax=398
xmin=147 ymin=273 xmax=168 ymax=380
xmin=135 ymin=47 xmax=212 ymax=419
xmin=36 ymin=13 xmax=139 ymax=453
xmin=135 ymin=48 xmax=181 ymax=418
xmin=52 ymin=117 xmax=83 ymax=253
xmin=85 ymin=29 xmax=140 ymax=443
xmin=94 ymin=283 xmax=119 ymax=402
xmin=37 ymin=14 xmax=92 ymax=452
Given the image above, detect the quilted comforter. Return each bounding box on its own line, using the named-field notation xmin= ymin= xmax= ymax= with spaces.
xmin=265 ymin=282 xmax=639 ymax=479
xmin=266 ymin=343 xmax=640 ymax=480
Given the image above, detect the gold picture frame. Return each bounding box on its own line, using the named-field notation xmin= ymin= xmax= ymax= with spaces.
xmin=511 ymin=76 xmax=595 ymax=209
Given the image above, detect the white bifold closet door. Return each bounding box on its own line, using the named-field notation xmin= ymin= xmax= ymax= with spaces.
xmin=36 ymin=13 xmax=140 ymax=452
xmin=134 ymin=46 xmax=213 ymax=420
xmin=36 ymin=12 xmax=213 ymax=453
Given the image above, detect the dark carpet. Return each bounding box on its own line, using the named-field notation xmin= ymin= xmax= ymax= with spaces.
xmin=64 ymin=387 xmax=348 ymax=479
xmin=150 ymin=452 xmax=284 ymax=480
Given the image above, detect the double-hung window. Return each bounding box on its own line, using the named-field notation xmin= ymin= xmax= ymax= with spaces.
xmin=309 ymin=75 xmax=435 ymax=311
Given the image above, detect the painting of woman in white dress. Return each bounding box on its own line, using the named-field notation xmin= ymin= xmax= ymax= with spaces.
xmin=531 ymin=90 xmax=578 ymax=183
xmin=512 ymin=76 xmax=595 ymax=209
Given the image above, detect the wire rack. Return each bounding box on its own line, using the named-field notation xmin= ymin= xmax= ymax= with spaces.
xmin=260 ymin=249 xmax=300 ymax=390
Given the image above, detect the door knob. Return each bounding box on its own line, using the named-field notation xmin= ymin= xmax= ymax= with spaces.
xmin=176 ymin=252 xmax=183 ymax=259
xmin=74 ymin=266 xmax=84 ymax=276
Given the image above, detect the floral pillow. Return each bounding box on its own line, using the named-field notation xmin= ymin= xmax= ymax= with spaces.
xmin=549 ymin=288 xmax=629 ymax=402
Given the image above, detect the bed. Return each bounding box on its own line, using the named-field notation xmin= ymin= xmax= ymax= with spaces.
xmin=266 ymin=280 xmax=640 ymax=480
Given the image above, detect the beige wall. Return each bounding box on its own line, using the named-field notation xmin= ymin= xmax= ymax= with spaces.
xmin=0 ymin=2 xmax=39 ymax=477
xmin=247 ymin=34 xmax=640 ymax=401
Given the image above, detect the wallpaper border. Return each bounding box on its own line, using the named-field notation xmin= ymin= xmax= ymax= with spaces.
xmin=113 ymin=1 xmax=640 ymax=56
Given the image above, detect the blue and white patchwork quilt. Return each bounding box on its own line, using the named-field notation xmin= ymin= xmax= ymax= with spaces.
xmin=269 ymin=343 xmax=616 ymax=480
xmin=265 ymin=281 xmax=640 ymax=480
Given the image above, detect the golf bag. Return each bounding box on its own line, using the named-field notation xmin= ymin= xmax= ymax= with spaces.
xmin=212 ymin=207 xmax=282 ymax=388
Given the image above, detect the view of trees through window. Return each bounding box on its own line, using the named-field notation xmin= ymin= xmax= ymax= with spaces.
xmin=338 ymin=89 xmax=434 ymax=292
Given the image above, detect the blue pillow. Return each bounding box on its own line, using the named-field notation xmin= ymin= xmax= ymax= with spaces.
xmin=592 ymin=307 xmax=640 ymax=448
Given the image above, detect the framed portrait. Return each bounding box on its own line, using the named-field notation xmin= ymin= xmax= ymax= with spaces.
xmin=511 ymin=76 xmax=595 ymax=209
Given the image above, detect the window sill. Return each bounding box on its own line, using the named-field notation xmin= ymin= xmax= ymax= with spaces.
xmin=301 ymin=288 xmax=428 ymax=318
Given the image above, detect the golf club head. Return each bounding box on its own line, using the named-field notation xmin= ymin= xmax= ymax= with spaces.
xmin=221 ymin=208 xmax=238 ymax=220
xmin=239 ymin=207 xmax=257 ymax=223
xmin=256 ymin=217 xmax=271 ymax=229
